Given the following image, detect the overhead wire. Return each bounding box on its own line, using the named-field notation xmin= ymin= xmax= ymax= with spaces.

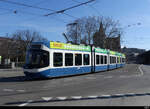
xmin=44 ymin=0 xmax=95 ymax=16
xmin=0 ymin=0 xmax=78 ymax=19
xmin=0 ymin=1 xmax=69 ymax=23
xmin=71 ymin=0 xmax=102 ymax=16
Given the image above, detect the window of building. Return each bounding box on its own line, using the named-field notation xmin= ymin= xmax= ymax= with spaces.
xmin=53 ymin=53 xmax=63 ymax=67
xmin=84 ymin=54 xmax=90 ymax=65
xmin=65 ymin=53 xmax=73 ymax=66
xmin=75 ymin=54 xmax=82 ymax=66
xmin=96 ymin=55 xmax=100 ymax=65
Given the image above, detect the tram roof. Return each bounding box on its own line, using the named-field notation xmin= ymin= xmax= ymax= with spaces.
xmin=31 ymin=41 xmax=125 ymax=57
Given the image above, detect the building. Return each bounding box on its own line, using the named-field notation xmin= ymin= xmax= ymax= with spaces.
xmin=105 ymin=35 xmax=121 ymax=52
xmin=136 ymin=50 xmax=150 ymax=64
xmin=93 ymin=22 xmax=121 ymax=52
xmin=122 ymin=47 xmax=146 ymax=63
xmin=93 ymin=22 xmax=106 ymax=48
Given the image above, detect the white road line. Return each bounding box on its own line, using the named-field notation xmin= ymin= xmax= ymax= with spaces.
xmin=3 ymin=89 xmax=14 ymax=92
xmin=42 ymin=97 xmax=53 ymax=101
xmin=71 ymin=96 xmax=82 ymax=99
xmin=17 ymin=90 xmax=25 ymax=92
xmin=86 ymin=77 xmax=96 ymax=79
xmin=100 ymin=94 xmax=111 ymax=97
xmin=119 ymin=75 xmax=127 ymax=78
xmin=18 ymin=100 xmax=33 ymax=107
xmin=139 ymin=65 xmax=144 ymax=76
xmin=40 ymin=92 xmax=150 ymax=102
xmin=56 ymin=97 xmax=67 ymax=100
xmin=104 ymin=76 xmax=113 ymax=79
xmin=87 ymin=96 xmax=98 ymax=98
xmin=113 ymin=94 xmax=125 ymax=97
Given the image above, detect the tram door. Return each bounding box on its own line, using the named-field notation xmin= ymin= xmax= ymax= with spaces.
xmin=91 ymin=46 xmax=95 ymax=73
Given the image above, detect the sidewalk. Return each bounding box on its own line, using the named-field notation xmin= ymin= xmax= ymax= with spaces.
xmin=0 ymin=67 xmax=24 ymax=78
xmin=0 ymin=67 xmax=23 ymax=71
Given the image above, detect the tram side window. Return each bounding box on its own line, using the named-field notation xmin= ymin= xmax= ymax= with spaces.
xmin=110 ymin=56 xmax=116 ymax=64
xmin=65 ymin=53 xmax=73 ymax=66
xmin=113 ymin=57 xmax=116 ymax=64
xmin=96 ymin=55 xmax=100 ymax=65
xmin=53 ymin=53 xmax=63 ymax=67
xmin=120 ymin=58 xmax=122 ymax=63
xmin=122 ymin=58 xmax=124 ymax=63
xmin=110 ymin=56 xmax=112 ymax=64
xmin=101 ymin=55 xmax=104 ymax=64
xmin=117 ymin=57 xmax=119 ymax=63
xmin=84 ymin=54 xmax=90 ymax=65
xmin=114 ymin=57 xmax=116 ymax=64
xmin=75 ymin=54 xmax=82 ymax=66
xmin=104 ymin=56 xmax=107 ymax=64
xmin=123 ymin=58 xmax=125 ymax=63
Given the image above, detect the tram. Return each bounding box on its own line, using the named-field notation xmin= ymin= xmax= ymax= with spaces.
xmin=23 ymin=41 xmax=126 ymax=79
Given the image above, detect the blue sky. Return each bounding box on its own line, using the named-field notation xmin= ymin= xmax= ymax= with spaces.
xmin=0 ymin=0 xmax=150 ymax=50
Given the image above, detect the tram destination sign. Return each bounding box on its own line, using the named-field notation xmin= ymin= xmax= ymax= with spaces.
xmin=50 ymin=42 xmax=91 ymax=52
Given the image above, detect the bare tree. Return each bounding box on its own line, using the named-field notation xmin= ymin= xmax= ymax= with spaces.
xmin=9 ymin=29 xmax=47 ymax=62
xmin=65 ymin=16 xmax=123 ymax=51
xmin=100 ymin=16 xmax=123 ymax=38
xmin=65 ymin=16 xmax=98 ymax=45
xmin=84 ymin=16 xmax=97 ymax=45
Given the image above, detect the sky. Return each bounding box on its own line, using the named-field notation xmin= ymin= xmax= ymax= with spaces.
xmin=0 ymin=0 xmax=150 ymax=51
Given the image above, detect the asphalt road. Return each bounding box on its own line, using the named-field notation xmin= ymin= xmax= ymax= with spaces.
xmin=0 ymin=64 xmax=150 ymax=106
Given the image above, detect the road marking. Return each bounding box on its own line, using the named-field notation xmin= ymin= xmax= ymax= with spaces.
xmin=86 ymin=77 xmax=96 ymax=79
xmin=87 ymin=96 xmax=98 ymax=98
xmin=39 ymin=92 xmax=150 ymax=102
xmin=17 ymin=90 xmax=25 ymax=92
xmin=71 ymin=96 xmax=82 ymax=99
xmin=3 ymin=89 xmax=14 ymax=92
xmin=139 ymin=65 xmax=144 ymax=76
xmin=56 ymin=97 xmax=67 ymax=100
xmin=100 ymin=95 xmax=111 ymax=97
xmin=104 ymin=76 xmax=113 ymax=79
xmin=42 ymin=97 xmax=53 ymax=101
xmin=112 ymin=94 xmax=125 ymax=97
xmin=18 ymin=100 xmax=33 ymax=107
xmin=119 ymin=75 xmax=127 ymax=78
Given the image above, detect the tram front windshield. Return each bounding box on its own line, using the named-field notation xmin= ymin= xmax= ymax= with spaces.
xmin=25 ymin=49 xmax=49 ymax=69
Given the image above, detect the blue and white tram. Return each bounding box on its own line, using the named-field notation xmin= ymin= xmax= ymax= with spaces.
xmin=23 ymin=41 xmax=126 ymax=79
